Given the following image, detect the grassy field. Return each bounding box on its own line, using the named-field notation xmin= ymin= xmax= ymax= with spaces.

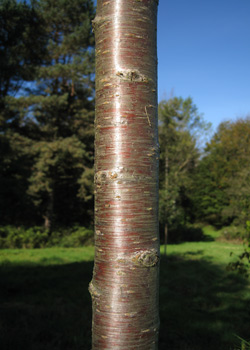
xmin=1 ymin=227 xmax=250 ymax=350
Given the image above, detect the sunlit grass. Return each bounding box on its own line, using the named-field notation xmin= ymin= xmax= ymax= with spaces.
xmin=161 ymin=240 xmax=244 ymax=264
xmin=0 ymin=246 xmax=95 ymax=265
xmin=202 ymin=224 xmax=222 ymax=239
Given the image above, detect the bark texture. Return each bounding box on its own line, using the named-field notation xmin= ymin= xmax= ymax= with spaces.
xmin=90 ymin=0 xmax=159 ymax=348
xmin=164 ymin=152 xmax=168 ymax=256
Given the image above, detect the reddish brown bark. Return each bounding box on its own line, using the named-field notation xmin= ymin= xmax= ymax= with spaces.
xmin=90 ymin=1 xmax=159 ymax=348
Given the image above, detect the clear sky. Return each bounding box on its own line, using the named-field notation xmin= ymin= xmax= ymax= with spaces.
xmin=158 ymin=0 xmax=250 ymax=131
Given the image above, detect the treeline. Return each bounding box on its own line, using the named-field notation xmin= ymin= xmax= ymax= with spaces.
xmin=1 ymin=0 xmax=250 ymax=246
xmin=158 ymin=98 xmax=250 ymax=242
xmin=0 ymin=0 xmax=95 ymax=230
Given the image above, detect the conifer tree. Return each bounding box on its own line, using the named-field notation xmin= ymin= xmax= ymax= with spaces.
xmin=15 ymin=0 xmax=96 ymax=228
xmin=0 ymin=0 xmax=45 ymax=102
xmin=0 ymin=0 xmax=46 ymax=224
xmin=158 ymin=97 xmax=204 ymax=248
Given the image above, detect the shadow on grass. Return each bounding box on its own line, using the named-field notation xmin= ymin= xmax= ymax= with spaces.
xmin=163 ymin=225 xmax=215 ymax=244
xmin=0 ymin=261 xmax=94 ymax=350
xmin=0 ymin=254 xmax=250 ymax=350
xmin=160 ymin=254 xmax=250 ymax=350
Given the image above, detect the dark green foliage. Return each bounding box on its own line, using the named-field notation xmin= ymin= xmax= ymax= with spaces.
xmin=234 ymin=336 xmax=250 ymax=350
xmin=192 ymin=117 xmax=250 ymax=228
xmin=27 ymin=136 xmax=93 ymax=228
xmin=0 ymin=133 xmax=38 ymax=225
xmin=190 ymin=155 xmax=229 ymax=226
xmin=22 ymin=0 xmax=95 ymax=228
xmin=0 ymin=225 xmax=93 ymax=248
xmin=58 ymin=227 xmax=93 ymax=247
xmin=0 ymin=0 xmax=46 ymax=98
xmin=221 ymin=226 xmax=249 ymax=242
xmin=0 ymin=0 xmax=45 ymax=224
xmin=0 ymin=0 xmax=47 ymax=139
xmin=0 ymin=226 xmax=48 ymax=248
xmin=0 ymin=0 xmax=95 ymax=228
xmin=47 ymin=226 xmax=94 ymax=247
xmin=228 ymin=221 xmax=250 ymax=276
xmin=158 ymin=97 xmax=210 ymax=240
xmin=166 ymin=225 xmax=207 ymax=244
xmin=228 ymin=249 xmax=250 ymax=277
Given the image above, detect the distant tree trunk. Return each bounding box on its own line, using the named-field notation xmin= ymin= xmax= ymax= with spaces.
xmin=44 ymin=215 xmax=50 ymax=231
xmin=44 ymin=189 xmax=54 ymax=233
xmin=89 ymin=0 xmax=160 ymax=349
xmin=164 ymin=151 xmax=169 ymax=256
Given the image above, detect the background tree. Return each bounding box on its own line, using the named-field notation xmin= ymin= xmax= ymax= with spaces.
xmin=192 ymin=117 xmax=250 ymax=227
xmin=158 ymin=97 xmax=210 ymax=246
xmin=8 ymin=0 xmax=96 ymax=229
xmin=0 ymin=0 xmax=46 ymax=224
xmin=0 ymin=0 xmax=45 ymax=104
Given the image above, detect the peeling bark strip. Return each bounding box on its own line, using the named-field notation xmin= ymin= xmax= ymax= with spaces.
xmin=90 ymin=0 xmax=159 ymax=349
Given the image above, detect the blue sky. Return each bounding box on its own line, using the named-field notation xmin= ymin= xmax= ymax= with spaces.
xmin=158 ymin=0 xmax=250 ymax=131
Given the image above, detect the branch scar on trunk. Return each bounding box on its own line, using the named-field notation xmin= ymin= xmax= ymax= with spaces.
xmin=116 ymin=70 xmax=150 ymax=83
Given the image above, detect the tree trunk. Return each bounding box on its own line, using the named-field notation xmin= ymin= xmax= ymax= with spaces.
xmin=44 ymin=190 xmax=54 ymax=234
xmin=90 ymin=0 xmax=160 ymax=349
xmin=164 ymin=150 xmax=169 ymax=256
xmin=164 ymin=222 xmax=168 ymax=256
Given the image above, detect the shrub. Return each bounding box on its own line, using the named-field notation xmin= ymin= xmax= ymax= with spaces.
xmin=227 ymin=221 xmax=250 ymax=276
xmin=234 ymin=335 xmax=250 ymax=350
xmin=22 ymin=227 xmax=49 ymax=248
xmin=221 ymin=225 xmax=249 ymax=241
xmin=0 ymin=226 xmax=49 ymax=248
xmin=0 ymin=226 xmax=24 ymax=248
xmin=0 ymin=225 xmax=94 ymax=249
xmin=59 ymin=226 xmax=94 ymax=247
xmin=167 ymin=224 xmax=205 ymax=243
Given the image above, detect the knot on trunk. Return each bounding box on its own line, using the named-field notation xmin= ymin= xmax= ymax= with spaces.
xmin=116 ymin=70 xmax=150 ymax=83
xmin=95 ymin=170 xmax=118 ymax=184
xmin=133 ymin=249 xmax=159 ymax=267
xmin=95 ymin=168 xmax=152 ymax=185
xmin=89 ymin=280 xmax=101 ymax=302
xmin=92 ymin=16 xmax=110 ymax=33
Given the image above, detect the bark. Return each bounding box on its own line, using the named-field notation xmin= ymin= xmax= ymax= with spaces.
xmin=164 ymin=151 xmax=169 ymax=256
xmin=164 ymin=223 xmax=168 ymax=256
xmin=44 ymin=215 xmax=51 ymax=231
xmin=90 ymin=0 xmax=159 ymax=349
xmin=43 ymin=190 xmax=54 ymax=234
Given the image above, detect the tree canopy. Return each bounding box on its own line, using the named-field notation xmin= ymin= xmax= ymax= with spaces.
xmin=192 ymin=117 xmax=250 ymax=227
xmin=158 ymin=97 xmax=210 ymax=241
xmin=0 ymin=0 xmax=95 ymax=229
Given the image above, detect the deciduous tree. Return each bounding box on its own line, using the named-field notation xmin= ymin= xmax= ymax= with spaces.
xmin=158 ymin=97 xmax=208 ymax=248
xmin=193 ymin=117 xmax=250 ymax=226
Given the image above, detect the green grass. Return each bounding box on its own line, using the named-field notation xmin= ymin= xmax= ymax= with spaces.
xmin=202 ymin=224 xmax=222 ymax=239
xmin=160 ymin=227 xmax=250 ymax=350
xmin=0 ymin=246 xmax=95 ymax=265
xmin=1 ymin=227 xmax=250 ymax=349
